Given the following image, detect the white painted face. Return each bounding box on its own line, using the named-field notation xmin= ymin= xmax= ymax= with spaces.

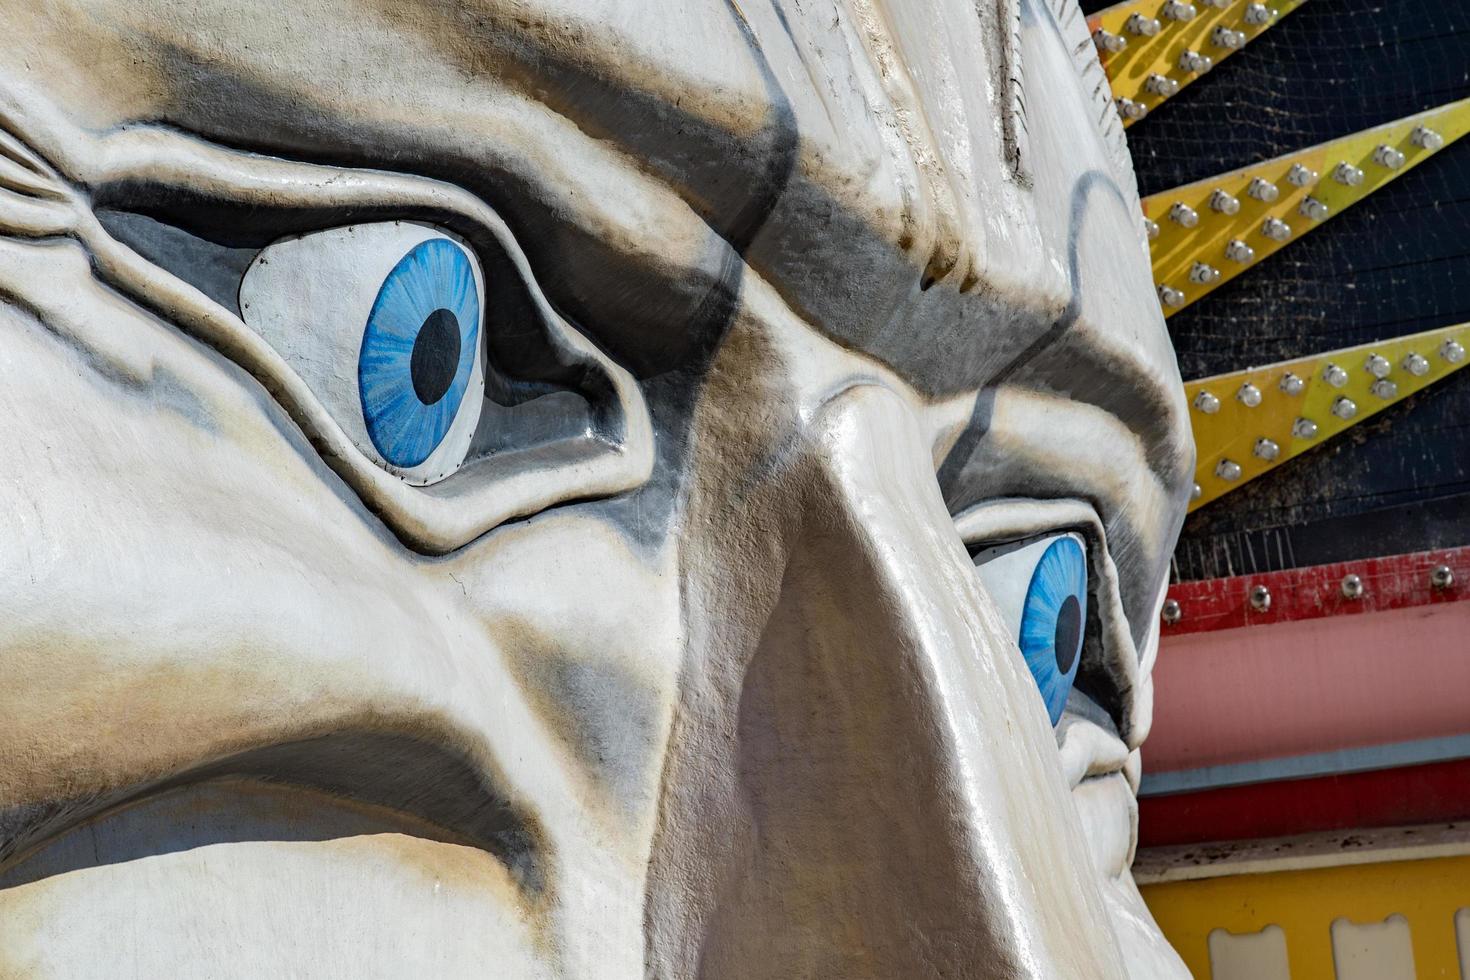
xmin=0 ymin=1 xmax=1193 ymax=977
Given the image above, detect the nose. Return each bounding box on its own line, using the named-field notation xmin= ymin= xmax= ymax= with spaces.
xmin=654 ymin=384 xmax=1128 ymax=979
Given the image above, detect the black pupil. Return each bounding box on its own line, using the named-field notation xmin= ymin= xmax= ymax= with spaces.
xmin=1053 ymin=594 xmax=1082 ymax=675
xmin=410 ymin=308 xmax=461 ymax=406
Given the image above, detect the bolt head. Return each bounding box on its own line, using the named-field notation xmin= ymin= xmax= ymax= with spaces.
xmin=1341 ymin=573 xmax=1364 ymax=600
xmin=1371 ymin=378 xmax=1398 ymax=400
xmin=1287 ymin=163 xmax=1317 ymax=187
xmin=1442 ymin=339 xmax=1466 ymax=364
xmin=1128 ymin=13 xmax=1162 ymax=35
xmin=1412 ymin=126 xmax=1445 ymax=151
xmin=1094 ymin=29 xmax=1128 ymax=53
xmin=1237 ymin=382 xmax=1262 ymax=407
xmin=1322 ymin=363 xmax=1349 ymax=388
xmin=1364 ymin=353 xmax=1392 ymax=379
xmin=1262 ymin=217 xmax=1292 ymax=241
xmin=1292 ymin=417 xmax=1319 ymax=439
xmin=1331 ymin=396 xmax=1358 ymax=420
xmin=1159 ymin=285 xmax=1187 ymax=308
xmin=1332 ymin=162 xmax=1365 ymax=187
xmin=1170 ymin=202 xmax=1200 ymax=228
xmin=1210 ymin=189 xmax=1241 ymax=215
xmin=1189 ymin=262 xmax=1220 ymax=285
xmin=1179 ymin=50 xmax=1213 ymax=73
xmin=1430 ymin=565 xmax=1455 ymax=590
xmin=1248 ymin=177 xmax=1280 ymax=203
xmin=1211 ymin=26 xmax=1245 ymax=49
xmin=1243 ymin=2 xmax=1272 ymax=25
xmin=1225 ymin=239 xmax=1256 ymax=264
xmin=1163 ymin=1 xmax=1197 ymax=21
xmin=1402 ymin=352 xmax=1431 ymax=377
xmin=1280 ymin=372 xmax=1305 ymax=396
xmin=1215 ymin=458 xmax=1242 ymax=481
xmin=1253 ymin=437 xmax=1280 ymax=461
xmin=1190 ymin=482 xmax=1202 ymax=501
xmin=1193 ymin=390 xmax=1221 ymax=414
xmin=1162 ymin=598 xmax=1183 ymax=624
xmin=1300 ymin=197 xmax=1330 ymax=221
xmin=1249 ymin=584 xmax=1272 ymax=612
xmin=1373 ymin=145 xmax=1406 ymax=170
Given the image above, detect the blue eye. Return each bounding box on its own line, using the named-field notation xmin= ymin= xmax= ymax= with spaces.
xmin=972 ymin=533 xmax=1089 ymax=726
xmin=358 ymin=237 xmax=481 ymax=468
xmin=1018 ymin=537 xmax=1087 ymax=725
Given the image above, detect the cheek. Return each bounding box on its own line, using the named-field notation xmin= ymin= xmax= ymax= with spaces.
xmin=1071 ymin=770 xmax=1138 ymax=881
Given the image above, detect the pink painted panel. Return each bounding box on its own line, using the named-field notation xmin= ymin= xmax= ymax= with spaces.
xmin=1147 ymin=600 xmax=1470 ymax=773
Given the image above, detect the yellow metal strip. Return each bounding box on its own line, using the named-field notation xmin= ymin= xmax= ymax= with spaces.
xmin=1141 ymin=852 xmax=1470 ymax=980
xmin=1088 ymin=0 xmax=1305 ymax=125
xmin=1186 ymin=322 xmax=1470 ymax=512
xmin=1145 ymin=98 xmax=1470 ymax=317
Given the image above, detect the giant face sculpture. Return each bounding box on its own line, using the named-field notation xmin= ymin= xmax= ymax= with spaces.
xmin=0 ymin=0 xmax=1194 ymax=976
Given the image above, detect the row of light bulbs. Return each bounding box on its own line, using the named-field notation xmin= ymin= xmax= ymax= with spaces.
xmin=1151 ymin=126 xmax=1446 ymax=309
xmin=1094 ymin=0 xmax=1273 ymax=61
xmin=1189 ymin=338 xmax=1467 ymax=497
xmin=1100 ymin=1 xmax=1278 ymax=121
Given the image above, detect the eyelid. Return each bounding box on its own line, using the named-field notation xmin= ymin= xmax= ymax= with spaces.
xmin=955 ymin=497 xmax=1145 ymax=746
xmin=51 ymin=125 xmax=652 ymax=555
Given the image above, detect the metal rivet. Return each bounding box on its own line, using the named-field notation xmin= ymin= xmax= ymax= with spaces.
xmin=1280 ymin=372 xmax=1305 ymax=396
xmin=1364 ymin=353 xmax=1392 ymax=379
xmin=1287 ymin=163 xmax=1317 ymax=187
xmin=1237 ymin=382 xmax=1262 ymax=407
xmin=1194 ymin=390 xmax=1221 ymax=414
xmin=1300 ymin=196 xmax=1330 ymax=221
xmin=1145 ymin=73 xmax=1181 ymax=97
xmin=1411 ymin=126 xmax=1445 ymax=151
xmin=1373 ymin=144 xmax=1406 ymax=170
xmin=1190 ymin=482 xmax=1203 ymax=501
xmin=1179 ymin=49 xmax=1213 ymax=73
xmin=1211 ymin=26 xmax=1246 ymax=49
xmin=1341 ymin=573 xmax=1364 ymax=600
xmin=1402 ymin=352 xmax=1430 ymax=377
xmin=1170 ymin=202 xmax=1200 ymax=227
xmin=1442 ymin=339 xmax=1466 ymax=364
xmin=1331 ymin=396 xmax=1358 ymax=420
xmin=1332 ymin=162 xmax=1365 ymax=187
xmin=1248 ymin=177 xmax=1280 ymax=203
xmin=1322 ymin=363 xmax=1349 ymax=388
xmin=1159 ymin=284 xmax=1187 ymax=308
xmin=1189 ymin=262 xmax=1221 ymax=285
xmin=1430 ymin=565 xmax=1455 ymax=590
xmin=1371 ymin=378 xmax=1398 ymax=400
xmin=1292 ymin=417 xmax=1319 ymax=439
xmin=1261 ymin=216 xmax=1292 ymax=241
xmin=1249 ymin=584 xmax=1272 ymax=612
xmin=1253 ymin=437 xmax=1280 ymax=461
xmin=1144 ymin=217 xmax=1161 ymax=241
xmin=1210 ymin=189 xmax=1241 ymax=215
xmin=1162 ymin=598 xmax=1183 ymax=624
xmin=1225 ymin=239 xmax=1256 ymax=264
xmin=1094 ymin=29 xmax=1128 ymax=53
xmin=1163 ymin=0 xmax=1197 ymax=21
xmin=1127 ymin=13 xmax=1162 ymax=35
xmin=1216 ymin=458 xmax=1242 ymax=481
xmin=1243 ymin=2 xmax=1273 ymax=25
xmin=1118 ymin=98 xmax=1148 ymax=121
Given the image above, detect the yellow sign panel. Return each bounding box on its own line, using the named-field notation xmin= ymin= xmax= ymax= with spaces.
xmin=1145 ymin=98 xmax=1470 ymax=317
xmin=1089 ymin=0 xmax=1305 ymax=124
xmin=1142 ymin=853 xmax=1470 ymax=979
xmin=1186 ymin=322 xmax=1469 ymax=511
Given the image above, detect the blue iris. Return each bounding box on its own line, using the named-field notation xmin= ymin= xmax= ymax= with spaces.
xmin=358 ymin=237 xmax=480 ymax=468
xmin=1019 ymin=536 xmax=1088 ymax=725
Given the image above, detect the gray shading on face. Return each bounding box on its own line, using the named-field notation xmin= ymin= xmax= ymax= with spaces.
xmin=0 ymin=0 xmax=1193 ymax=977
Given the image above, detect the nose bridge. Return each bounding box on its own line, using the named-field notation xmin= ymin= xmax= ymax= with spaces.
xmin=693 ymin=383 xmax=1127 ymax=979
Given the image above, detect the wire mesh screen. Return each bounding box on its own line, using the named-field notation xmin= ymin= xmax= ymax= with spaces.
xmin=1083 ymin=0 xmax=1470 ymax=580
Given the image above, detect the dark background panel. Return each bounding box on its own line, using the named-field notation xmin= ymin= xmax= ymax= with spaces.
xmin=1079 ymin=0 xmax=1470 ymax=580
